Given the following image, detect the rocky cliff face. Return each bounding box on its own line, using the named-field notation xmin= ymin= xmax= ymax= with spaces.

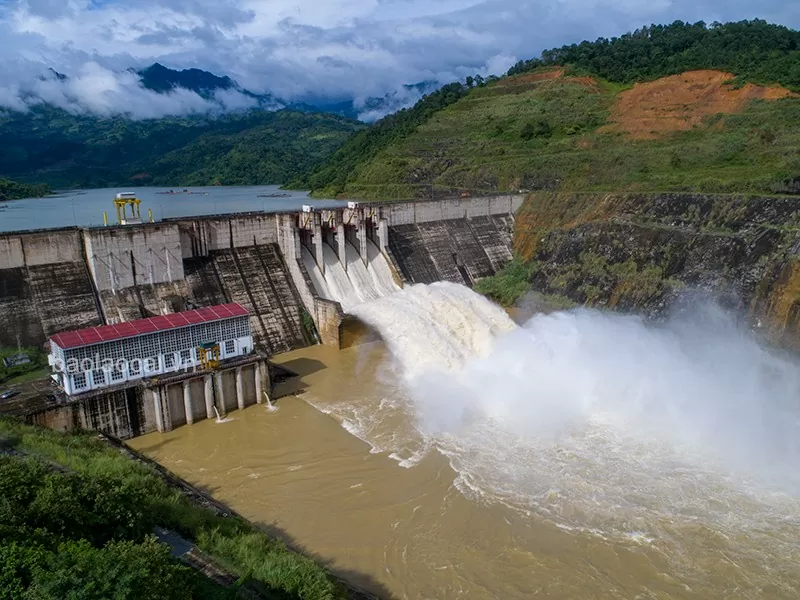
xmin=514 ymin=192 xmax=800 ymax=348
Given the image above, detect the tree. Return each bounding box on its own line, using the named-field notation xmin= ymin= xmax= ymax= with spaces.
xmin=521 ymin=120 xmax=552 ymax=140
xmin=26 ymin=537 xmax=196 ymax=600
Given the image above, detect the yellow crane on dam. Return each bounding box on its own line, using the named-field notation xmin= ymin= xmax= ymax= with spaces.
xmin=197 ymin=342 xmax=221 ymax=370
xmin=103 ymin=192 xmax=154 ymax=226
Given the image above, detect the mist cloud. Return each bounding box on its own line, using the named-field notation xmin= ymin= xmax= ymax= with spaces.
xmin=1 ymin=0 xmax=798 ymax=119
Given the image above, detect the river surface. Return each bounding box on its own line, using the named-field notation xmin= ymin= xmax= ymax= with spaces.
xmin=0 ymin=185 xmax=345 ymax=233
xmin=130 ymin=291 xmax=800 ymax=599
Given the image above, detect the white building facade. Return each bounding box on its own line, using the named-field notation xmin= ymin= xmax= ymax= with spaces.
xmin=49 ymin=303 xmax=253 ymax=396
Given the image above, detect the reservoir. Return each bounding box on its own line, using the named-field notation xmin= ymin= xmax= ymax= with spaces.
xmin=129 ymin=285 xmax=800 ymax=599
xmin=0 ymin=185 xmax=345 ymax=233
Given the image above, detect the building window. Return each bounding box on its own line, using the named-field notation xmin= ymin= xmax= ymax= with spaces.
xmin=91 ymin=369 xmax=106 ymax=387
xmin=144 ymin=357 xmax=159 ymax=373
xmin=73 ymin=373 xmax=87 ymax=390
xmin=164 ymin=353 xmax=176 ymax=370
xmin=225 ymin=339 xmax=236 ymax=355
xmin=129 ymin=360 xmax=142 ymax=377
xmin=180 ymin=349 xmax=192 ymax=365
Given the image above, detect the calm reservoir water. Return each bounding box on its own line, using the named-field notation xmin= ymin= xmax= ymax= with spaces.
xmin=0 ymin=185 xmax=346 ymax=233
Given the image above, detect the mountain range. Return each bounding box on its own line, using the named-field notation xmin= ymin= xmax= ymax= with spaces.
xmin=2 ymin=19 xmax=799 ymax=198
xmin=121 ymin=62 xmax=437 ymax=122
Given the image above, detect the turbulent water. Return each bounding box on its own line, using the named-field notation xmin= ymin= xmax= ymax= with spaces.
xmin=355 ymin=285 xmax=800 ymax=529
xmin=132 ymin=279 xmax=800 ymax=598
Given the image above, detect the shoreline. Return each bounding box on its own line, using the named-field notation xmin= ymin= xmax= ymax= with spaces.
xmin=109 ymin=433 xmax=382 ymax=600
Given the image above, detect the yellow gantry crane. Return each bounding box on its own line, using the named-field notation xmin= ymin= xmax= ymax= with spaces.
xmin=103 ymin=192 xmax=154 ymax=226
xmin=197 ymin=342 xmax=221 ymax=370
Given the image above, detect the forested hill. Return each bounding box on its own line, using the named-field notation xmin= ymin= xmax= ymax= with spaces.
xmin=294 ymin=20 xmax=800 ymax=200
xmin=0 ymin=178 xmax=50 ymax=201
xmin=0 ymin=108 xmax=362 ymax=190
xmin=508 ymin=20 xmax=800 ymax=90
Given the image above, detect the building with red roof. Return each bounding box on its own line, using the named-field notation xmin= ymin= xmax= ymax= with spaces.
xmin=48 ymin=303 xmax=252 ymax=396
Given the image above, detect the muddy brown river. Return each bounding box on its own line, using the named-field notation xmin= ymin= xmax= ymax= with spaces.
xmin=131 ymin=315 xmax=800 ymax=600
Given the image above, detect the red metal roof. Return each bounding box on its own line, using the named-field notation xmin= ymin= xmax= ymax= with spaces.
xmin=50 ymin=303 xmax=249 ymax=350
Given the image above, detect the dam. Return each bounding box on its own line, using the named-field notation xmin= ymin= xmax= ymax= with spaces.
xmin=0 ymin=194 xmax=523 ymax=437
xmin=4 ymin=191 xmax=800 ymax=598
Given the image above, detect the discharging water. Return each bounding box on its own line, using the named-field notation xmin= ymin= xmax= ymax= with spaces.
xmin=130 ymin=283 xmax=800 ymax=599
xmin=303 ymin=238 xmax=400 ymax=311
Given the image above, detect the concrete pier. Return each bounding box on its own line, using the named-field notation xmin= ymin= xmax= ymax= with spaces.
xmin=236 ymin=367 xmax=245 ymax=410
xmin=312 ymin=213 xmax=325 ymax=275
xmin=337 ymin=223 xmax=346 ymax=271
xmin=214 ymin=372 xmax=225 ymax=417
xmin=152 ymin=388 xmax=165 ymax=433
xmin=204 ymin=374 xmax=214 ymax=420
xmin=255 ymin=363 xmax=263 ymax=404
xmin=183 ymin=381 xmax=193 ymax=425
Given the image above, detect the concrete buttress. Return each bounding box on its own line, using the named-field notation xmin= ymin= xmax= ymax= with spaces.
xmin=236 ymin=367 xmax=245 ymax=410
xmin=204 ymin=375 xmax=214 ymax=419
xmin=214 ymin=372 xmax=225 ymax=417
xmin=183 ymin=381 xmax=193 ymax=425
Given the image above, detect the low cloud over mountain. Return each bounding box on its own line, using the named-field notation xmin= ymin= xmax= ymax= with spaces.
xmin=1 ymin=0 xmax=798 ymax=119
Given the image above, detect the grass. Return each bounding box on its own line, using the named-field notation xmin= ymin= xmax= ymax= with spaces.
xmin=0 ymin=347 xmax=49 ymax=387
xmin=474 ymin=258 xmax=537 ymax=307
xmin=0 ymin=418 xmax=347 ymax=600
xmin=326 ymin=75 xmax=800 ymax=199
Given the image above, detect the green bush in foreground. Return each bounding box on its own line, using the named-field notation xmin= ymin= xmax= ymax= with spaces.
xmin=0 ymin=419 xmax=345 ymax=600
xmin=474 ymin=258 xmax=537 ymax=307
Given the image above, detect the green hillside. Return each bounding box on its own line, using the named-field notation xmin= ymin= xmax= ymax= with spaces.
xmin=297 ymin=20 xmax=800 ymax=200
xmin=0 ymin=178 xmax=50 ymax=201
xmin=0 ymin=107 xmax=362 ymax=189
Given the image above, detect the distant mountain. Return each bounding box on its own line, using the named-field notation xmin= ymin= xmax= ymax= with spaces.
xmin=132 ymin=63 xmax=439 ymax=121
xmin=0 ymin=106 xmax=362 ymax=189
xmin=0 ymin=62 xmax=439 ymax=190
xmin=137 ymin=62 xmax=238 ymax=96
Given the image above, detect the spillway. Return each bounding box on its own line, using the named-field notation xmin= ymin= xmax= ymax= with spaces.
xmin=305 ymin=239 xmax=400 ymax=311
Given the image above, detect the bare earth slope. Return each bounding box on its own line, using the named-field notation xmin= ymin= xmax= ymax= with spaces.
xmin=327 ymin=69 xmax=800 ymax=199
xmin=604 ymin=70 xmax=796 ymax=139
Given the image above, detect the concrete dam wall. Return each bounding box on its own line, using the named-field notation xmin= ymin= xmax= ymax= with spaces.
xmin=0 ymin=195 xmax=523 ymax=353
xmin=0 ymin=229 xmax=103 ymax=346
xmin=389 ymin=215 xmax=515 ymax=285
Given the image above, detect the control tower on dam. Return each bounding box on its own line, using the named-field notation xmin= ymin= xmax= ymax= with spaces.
xmin=0 ymin=194 xmax=524 ymax=357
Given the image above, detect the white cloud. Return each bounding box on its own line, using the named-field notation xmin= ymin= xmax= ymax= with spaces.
xmin=0 ymin=0 xmax=798 ymax=118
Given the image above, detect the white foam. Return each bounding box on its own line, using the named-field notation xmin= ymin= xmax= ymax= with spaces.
xmin=332 ymin=283 xmax=800 ymax=557
xmin=302 ymin=238 xmax=401 ymax=312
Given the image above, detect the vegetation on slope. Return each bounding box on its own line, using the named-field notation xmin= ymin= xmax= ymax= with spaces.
xmin=0 ymin=347 xmax=48 ymax=385
xmin=0 ymin=107 xmax=361 ymax=189
xmin=0 ymin=419 xmax=348 ymax=600
xmin=474 ymin=259 xmax=538 ymax=307
xmin=0 ymin=178 xmax=50 ymax=201
xmin=297 ymin=20 xmax=800 ymax=200
xmin=508 ymin=20 xmax=800 ymax=90
xmin=305 ymin=70 xmax=799 ymax=198
xmin=286 ymin=81 xmax=478 ymax=197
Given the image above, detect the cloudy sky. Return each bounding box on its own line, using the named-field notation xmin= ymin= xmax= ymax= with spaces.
xmin=1 ymin=0 xmax=798 ymax=119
